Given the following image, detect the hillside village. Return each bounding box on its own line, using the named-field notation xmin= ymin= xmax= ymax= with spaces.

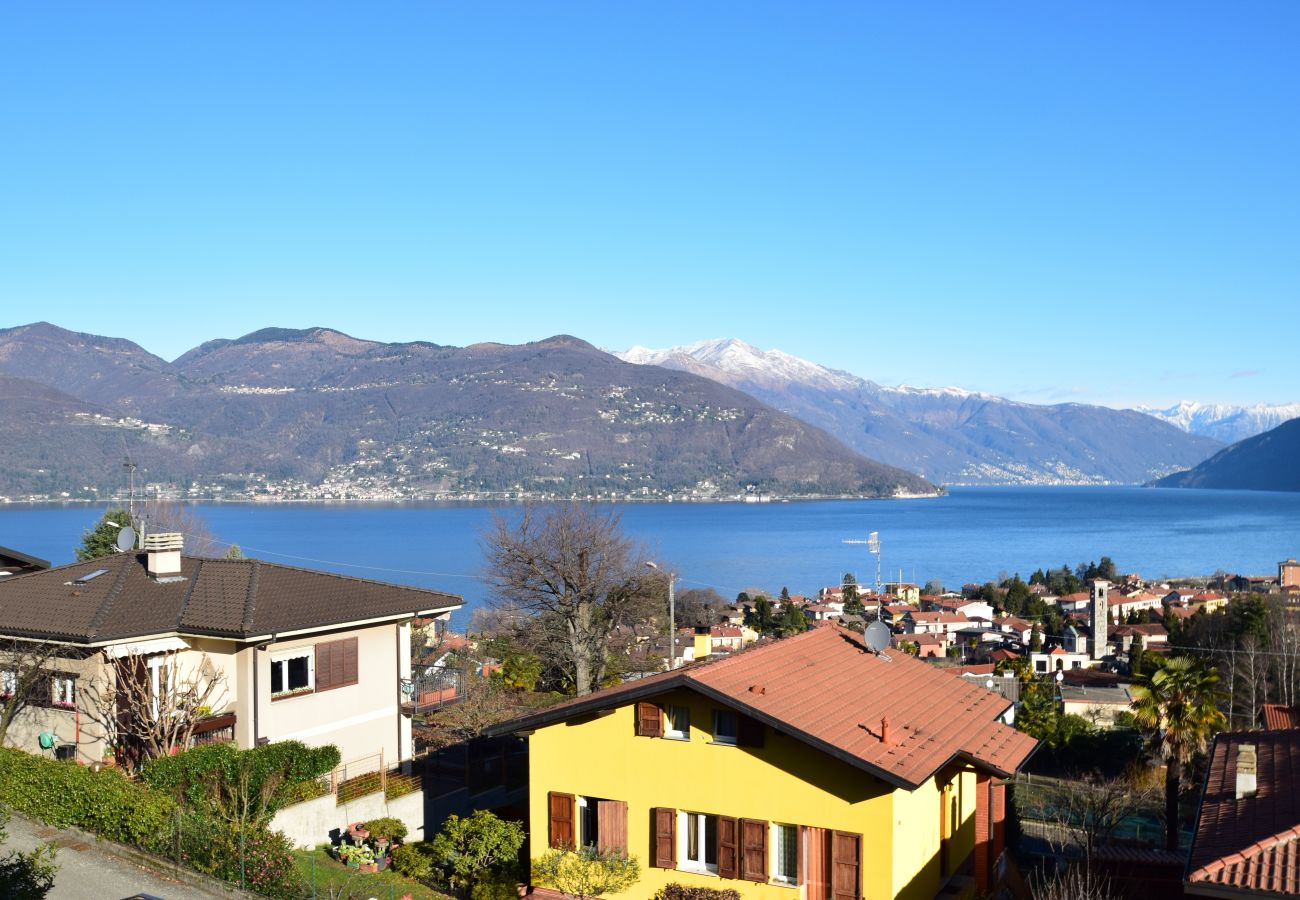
xmin=4 ymin=525 xmax=1300 ymax=900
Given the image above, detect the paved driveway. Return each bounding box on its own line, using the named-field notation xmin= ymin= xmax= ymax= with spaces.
xmin=3 ymin=814 xmax=232 ymax=900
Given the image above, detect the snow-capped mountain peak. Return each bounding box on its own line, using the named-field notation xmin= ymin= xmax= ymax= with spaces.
xmin=1136 ymin=401 xmax=1300 ymax=444
xmin=616 ymin=339 xmax=861 ymax=391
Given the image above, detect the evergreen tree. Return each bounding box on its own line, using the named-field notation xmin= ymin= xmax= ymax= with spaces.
xmin=75 ymin=508 xmax=135 ymax=560
xmin=1029 ymin=623 xmax=1043 ymax=652
xmin=779 ymin=586 xmax=791 ymax=604
xmin=777 ymin=602 xmax=807 ymax=636
xmin=751 ymin=596 xmax=775 ymax=634
xmin=1130 ymin=634 xmax=1145 ymax=678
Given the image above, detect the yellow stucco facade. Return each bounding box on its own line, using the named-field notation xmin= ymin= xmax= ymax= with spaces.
xmin=525 ymin=686 xmax=980 ymax=900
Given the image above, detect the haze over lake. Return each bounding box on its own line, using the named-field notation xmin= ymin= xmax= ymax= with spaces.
xmin=5 ymin=487 xmax=1298 ymax=625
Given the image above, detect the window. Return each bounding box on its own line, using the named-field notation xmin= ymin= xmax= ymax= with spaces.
xmin=713 ymin=709 xmax=738 ymax=745
xmin=578 ymin=796 xmax=600 ymax=849
xmin=666 ymin=705 xmax=690 ymax=740
xmin=52 ymin=675 xmax=75 ymax=708
xmin=0 ymin=670 xmax=14 ymax=698
xmin=271 ymin=648 xmax=314 ymax=697
xmin=772 ymin=823 xmax=798 ymax=884
xmin=680 ymin=811 xmax=718 ymax=873
xmin=147 ymin=656 xmax=172 ymax=719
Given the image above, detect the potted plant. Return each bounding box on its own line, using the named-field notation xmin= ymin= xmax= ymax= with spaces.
xmin=101 ymin=745 xmax=117 ymax=768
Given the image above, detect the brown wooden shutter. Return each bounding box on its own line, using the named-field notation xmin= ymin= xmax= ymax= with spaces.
xmin=635 ymin=701 xmax=663 ymax=737
xmin=737 ymin=714 xmax=765 ymax=748
xmin=341 ymin=637 xmax=358 ymax=684
xmin=831 ymin=830 xmax=862 ymax=900
xmin=597 ymin=800 xmax=628 ymax=854
xmin=717 ymin=815 xmax=739 ymax=879
xmin=804 ymin=827 xmax=831 ymax=900
xmin=742 ymin=819 xmax=769 ymax=882
xmin=653 ymin=807 xmax=676 ymax=867
xmin=315 ymin=641 xmax=334 ymax=690
xmin=547 ymin=791 xmax=575 ymax=849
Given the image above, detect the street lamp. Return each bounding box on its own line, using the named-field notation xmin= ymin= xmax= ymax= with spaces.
xmin=645 ymin=561 xmax=677 ymax=670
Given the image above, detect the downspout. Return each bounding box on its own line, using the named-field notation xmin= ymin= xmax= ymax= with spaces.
xmin=253 ymin=635 xmax=275 ymax=747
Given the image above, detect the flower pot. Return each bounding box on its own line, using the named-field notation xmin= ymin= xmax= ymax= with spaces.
xmin=359 ymin=862 xmax=378 ymax=874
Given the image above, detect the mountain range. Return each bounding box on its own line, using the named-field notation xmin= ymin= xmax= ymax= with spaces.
xmin=617 ymin=339 xmax=1224 ymax=486
xmin=1153 ymin=417 xmax=1300 ymax=492
xmin=1136 ymin=400 xmax=1300 ymax=445
xmin=0 ymin=323 xmax=935 ymax=501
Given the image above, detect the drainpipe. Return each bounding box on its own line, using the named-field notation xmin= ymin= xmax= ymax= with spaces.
xmin=253 ymin=635 xmax=275 ymax=747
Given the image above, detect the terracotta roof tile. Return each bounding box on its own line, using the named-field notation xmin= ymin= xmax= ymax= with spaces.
xmin=1262 ymin=706 xmax=1300 ymax=731
xmin=489 ymin=624 xmax=1037 ymax=789
xmin=0 ymin=552 xmax=461 ymax=643
xmin=1187 ymin=730 xmax=1300 ymax=895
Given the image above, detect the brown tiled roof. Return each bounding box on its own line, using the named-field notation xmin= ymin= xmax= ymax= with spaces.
xmin=1188 ymin=730 xmax=1300 ymax=896
xmin=1261 ymin=705 xmax=1300 ymax=731
xmin=0 ymin=552 xmax=461 ymax=644
xmin=486 ymin=624 xmax=1038 ymax=789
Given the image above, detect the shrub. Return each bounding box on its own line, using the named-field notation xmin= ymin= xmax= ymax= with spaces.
xmin=141 ymin=740 xmax=339 ymax=815
xmin=0 ymin=748 xmax=174 ymax=846
xmin=362 ymin=816 xmax=408 ymax=842
xmin=390 ymin=842 xmax=435 ymax=880
xmin=532 ymin=846 xmax=640 ymax=899
xmin=656 ymin=887 xmax=741 ymax=900
xmin=159 ymin=811 xmax=303 ymax=900
xmin=429 ymin=810 xmax=525 ymax=891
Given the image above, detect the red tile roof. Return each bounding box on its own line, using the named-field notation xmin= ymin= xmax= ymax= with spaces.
xmin=1261 ymin=705 xmax=1300 ymax=731
xmin=1187 ymin=730 xmax=1300 ymax=895
xmin=488 ymin=624 xmax=1037 ymax=789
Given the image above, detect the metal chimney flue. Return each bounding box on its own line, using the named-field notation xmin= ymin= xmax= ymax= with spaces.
xmin=144 ymin=532 xmax=184 ymax=578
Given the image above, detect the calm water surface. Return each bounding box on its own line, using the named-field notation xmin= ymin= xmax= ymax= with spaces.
xmin=3 ymin=487 xmax=1298 ymax=625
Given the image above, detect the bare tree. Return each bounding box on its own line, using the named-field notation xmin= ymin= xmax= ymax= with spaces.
xmin=83 ymin=649 xmax=229 ymax=763
xmin=1037 ymin=773 xmax=1158 ymax=858
xmin=1033 ymin=864 xmax=1120 ymax=900
xmin=140 ymin=500 xmax=222 ymax=557
xmin=0 ymin=639 xmax=66 ymax=748
xmin=485 ymin=504 xmax=659 ymax=696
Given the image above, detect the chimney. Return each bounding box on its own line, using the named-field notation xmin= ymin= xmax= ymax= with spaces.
xmin=144 ymin=532 xmax=184 ymax=577
xmin=881 ymin=715 xmax=894 ymax=746
xmin=1236 ymin=743 xmax=1257 ymax=800
xmin=693 ymin=626 xmax=711 ymax=660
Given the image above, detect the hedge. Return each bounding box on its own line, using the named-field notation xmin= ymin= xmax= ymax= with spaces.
xmin=655 ymin=887 xmax=741 ymax=900
xmin=141 ymin=740 xmax=340 ymax=814
xmin=0 ymin=747 xmax=175 ymax=846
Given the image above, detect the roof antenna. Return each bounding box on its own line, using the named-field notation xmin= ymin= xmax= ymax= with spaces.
xmin=863 ymin=621 xmax=893 ymax=661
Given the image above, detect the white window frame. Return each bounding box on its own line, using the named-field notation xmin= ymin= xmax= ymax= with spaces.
xmin=666 ymin=704 xmax=690 ymax=740
xmin=271 ymin=647 xmax=315 ymax=698
xmin=52 ymin=675 xmax=76 ymax=708
xmin=712 ymin=709 xmax=738 ymax=745
xmin=677 ymin=811 xmax=718 ymax=875
xmin=770 ymin=822 xmax=799 ymax=885
xmin=147 ymin=656 xmax=172 ymax=720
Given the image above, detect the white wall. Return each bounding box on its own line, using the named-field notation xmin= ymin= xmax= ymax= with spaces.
xmin=270 ymin=785 xmax=427 ymax=849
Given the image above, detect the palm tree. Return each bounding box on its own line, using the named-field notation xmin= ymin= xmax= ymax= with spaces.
xmin=1130 ymin=655 xmax=1226 ymax=850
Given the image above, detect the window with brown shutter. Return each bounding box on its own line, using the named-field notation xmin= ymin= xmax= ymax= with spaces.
xmin=597 ymin=800 xmax=628 ymax=854
xmin=831 ymin=830 xmax=862 ymax=900
xmin=635 ymin=701 xmax=663 ymax=737
xmin=717 ymin=815 xmax=739 ymax=879
xmin=653 ymin=807 xmax=676 ymax=867
xmin=315 ymin=637 xmax=359 ymax=692
xmin=741 ymin=818 xmax=769 ymax=882
xmin=548 ymin=791 xmax=575 ymax=849
xmin=737 ymin=714 xmax=765 ymax=748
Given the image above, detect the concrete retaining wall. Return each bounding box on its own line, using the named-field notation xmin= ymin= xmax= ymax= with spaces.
xmin=271 ymin=787 xmax=427 ymax=849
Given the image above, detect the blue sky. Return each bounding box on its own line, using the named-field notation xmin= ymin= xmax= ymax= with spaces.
xmin=2 ymin=3 xmax=1297 ymax=408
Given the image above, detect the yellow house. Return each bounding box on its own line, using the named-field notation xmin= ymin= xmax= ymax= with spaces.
xmin=487 ymin=624 xmax=1037 ymax=900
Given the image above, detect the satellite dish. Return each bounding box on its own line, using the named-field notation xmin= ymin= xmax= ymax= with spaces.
xmin=115 ymin=527 xmax=136 ymax=552
xmin=864 ymin=620 xmax=891 ymax=653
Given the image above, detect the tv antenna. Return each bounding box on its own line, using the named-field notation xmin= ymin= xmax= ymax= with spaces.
xmin=123 ymin=457 xmax=138 ymax=521
xmin=843 ymin=531 xmax=882 ymax=598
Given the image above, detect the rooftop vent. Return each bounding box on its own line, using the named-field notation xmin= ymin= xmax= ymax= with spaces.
xmin=144 ymin=532 xmax=184 ymax=578
xmin=1236 ymin=743 xmax=1258 ymax=800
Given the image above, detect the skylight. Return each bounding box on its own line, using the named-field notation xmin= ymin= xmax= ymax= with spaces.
xmin=74 ymin=569 xmax=109 ymax=584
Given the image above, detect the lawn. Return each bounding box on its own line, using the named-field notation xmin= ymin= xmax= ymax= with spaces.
xmin=292 ymin=848 xmax=453 ymax=900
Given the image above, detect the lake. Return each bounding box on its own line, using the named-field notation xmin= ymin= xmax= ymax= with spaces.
xmin=3 ymin=487 xmax=1298 ymax=625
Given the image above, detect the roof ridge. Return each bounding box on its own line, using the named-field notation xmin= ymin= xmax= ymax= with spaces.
xmin=241 ymin=560 xmax=261 ymax=634
xmin=176 ymin=558 xmax=204 ymax=628
xmin=180 ymin=554 xmax=460 ymax=599
xmin=85 ymin=555 xmax=133 ymax=641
